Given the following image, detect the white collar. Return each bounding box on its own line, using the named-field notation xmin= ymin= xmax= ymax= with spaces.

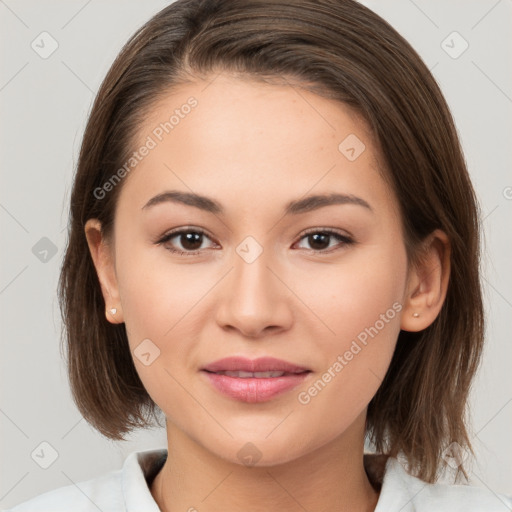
xmin=122 ymin=448 xmax=512 ymax=512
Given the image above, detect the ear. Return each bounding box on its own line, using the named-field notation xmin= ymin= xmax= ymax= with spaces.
xmin=84 ymin=218 xmax=124 ymax=324
xmin=400 ymin=229 xmax=450 ymax=332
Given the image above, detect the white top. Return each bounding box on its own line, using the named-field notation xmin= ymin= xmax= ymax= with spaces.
xmin=5 ymin=449 xmax=512 ymax=511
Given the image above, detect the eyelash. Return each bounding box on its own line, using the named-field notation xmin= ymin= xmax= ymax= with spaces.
xmin=155 ymin=227 xmax=354 ymax=256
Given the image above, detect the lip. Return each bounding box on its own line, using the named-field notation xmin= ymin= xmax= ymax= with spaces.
xmin=201 ymin=356 xmax=311 ymax=403
xmin=202 ymin=356 xmax=310 ymax=373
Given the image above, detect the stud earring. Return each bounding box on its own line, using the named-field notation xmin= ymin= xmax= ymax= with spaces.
xmin=412 ymin=312 xmax=420 ymax=318
xmin=109 ymin=307 xmax=117 ymax=315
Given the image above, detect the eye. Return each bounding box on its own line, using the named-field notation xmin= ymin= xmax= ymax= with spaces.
xmin=294 ymin=229 xmax=354 ymax=253
xmin=155 ymin=227 xmax=354 ymax=256
xmin=156 ymin=228 xmax=218 ymax=255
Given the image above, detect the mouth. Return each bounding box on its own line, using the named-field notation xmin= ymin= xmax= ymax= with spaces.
xmin=202 ymin=356 xmax=310 ymax=374
xmin=201 ymin=357 xmax=312 ymax=403
xmin=203 ymin=370 xmax=309 ymax=378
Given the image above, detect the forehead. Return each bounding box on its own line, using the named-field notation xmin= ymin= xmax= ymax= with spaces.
xmin=118 ymin=73 xmax=393 ymax=218
xmin=140 ymin=73 xmax=375 ymax=157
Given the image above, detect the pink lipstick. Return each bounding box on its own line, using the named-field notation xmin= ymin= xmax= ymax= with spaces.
xmin=201 ymin=356 xmax=311 ymax=403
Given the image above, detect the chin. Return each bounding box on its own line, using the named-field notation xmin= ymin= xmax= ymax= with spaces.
xmin=207 ymin=433 xmax=316 ymax=469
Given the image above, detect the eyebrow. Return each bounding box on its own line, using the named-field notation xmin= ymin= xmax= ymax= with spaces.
xmin=141 ymin=190 xmax=373 ymax=215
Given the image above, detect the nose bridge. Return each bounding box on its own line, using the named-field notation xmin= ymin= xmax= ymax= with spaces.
xmin=232 ymin=236 xmax=278 ymax=310
xmin=215 ymin=235 xmax=292 ymax=337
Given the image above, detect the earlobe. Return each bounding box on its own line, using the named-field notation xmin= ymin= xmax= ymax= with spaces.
xmin=84 ymin=218 xmax=124 ymax=324
xmin=400 ymin=229 xmax=451 ymax=332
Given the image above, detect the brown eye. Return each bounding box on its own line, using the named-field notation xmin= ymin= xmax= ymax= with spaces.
xmin=306 ymin=232 xmax=331 ymax=250
xmin=156 ymin=228 xmax=217 ymax=255
xmin=295 ymin=230 xmax=354 ymax=253
xmin=176 ymin=231 xmax=204 ymax=251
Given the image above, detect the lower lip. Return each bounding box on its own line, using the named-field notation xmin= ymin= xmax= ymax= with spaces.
xmin=201 ymin=371 xmax=310 ymax=403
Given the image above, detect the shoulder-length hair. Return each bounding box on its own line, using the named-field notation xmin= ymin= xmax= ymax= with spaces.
xmin=58 ymin=0 xmax=484 ymax=483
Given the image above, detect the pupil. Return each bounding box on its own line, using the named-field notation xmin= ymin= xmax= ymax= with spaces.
xmin=309 ymin=233 xmax=329 ymax=250
xmin=181 ymin=232 xmax=202 ymax=250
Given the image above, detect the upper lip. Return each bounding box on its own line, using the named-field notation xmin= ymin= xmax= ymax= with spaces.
xmin=202 ymin=356 xmax=310 ymax=373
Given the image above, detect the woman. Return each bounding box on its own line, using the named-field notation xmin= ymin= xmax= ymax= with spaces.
xmin=8 ymin=0 xmax=512 ymax=510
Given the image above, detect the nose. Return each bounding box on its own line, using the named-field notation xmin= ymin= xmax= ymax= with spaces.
xmin=215 ymin=247 xmax=294 ymax=339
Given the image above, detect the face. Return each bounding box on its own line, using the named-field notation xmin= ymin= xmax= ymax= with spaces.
xmin=91 ymin=73 xmax=412 ymax=466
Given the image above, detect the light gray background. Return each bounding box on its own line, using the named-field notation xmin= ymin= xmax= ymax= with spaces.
xmin=1 ymin=0 xmax=511 ymax=508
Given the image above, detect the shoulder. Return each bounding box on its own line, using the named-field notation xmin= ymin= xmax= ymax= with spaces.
xmin=375 ymin=455 xmax=512 ymax=512
xmin=4 ymin=468 xmax=123 ymax=512
xmin=4 ymin=449 xmax=166 ymax=512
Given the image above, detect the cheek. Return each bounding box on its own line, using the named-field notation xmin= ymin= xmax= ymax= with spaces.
xmin=297 ymin=236 xmax=406 ymax=337
xmin=113 ymin=239 xmax=221 ymax=412
xmin=292 ymin=240 xmax=406 ymax=424
xmin=115 ymin=238 xmax=209 ymax=342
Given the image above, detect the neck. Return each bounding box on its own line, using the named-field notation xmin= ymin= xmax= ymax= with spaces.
xmin=151 ymin=413 xmax=380 ymax=512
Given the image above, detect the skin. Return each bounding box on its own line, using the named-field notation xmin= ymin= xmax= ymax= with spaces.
xmin=85 ymin=72 xmax=450 ymax=512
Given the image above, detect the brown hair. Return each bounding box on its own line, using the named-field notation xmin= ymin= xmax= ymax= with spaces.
xmin=58 ymin=0 xmax=484 ymax=483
